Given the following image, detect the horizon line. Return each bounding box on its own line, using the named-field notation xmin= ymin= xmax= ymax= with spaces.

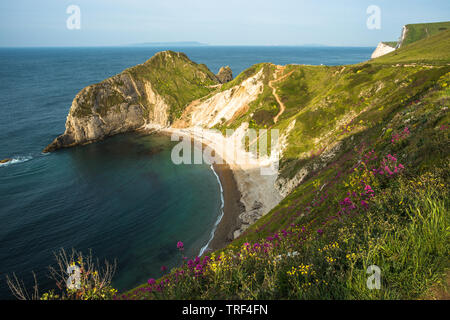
xmin=0 ymin=44 xmax=377 ymax=49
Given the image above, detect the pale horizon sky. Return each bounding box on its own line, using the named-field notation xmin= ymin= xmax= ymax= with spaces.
xmin=0 ymin=0 xmax=449 ymax=47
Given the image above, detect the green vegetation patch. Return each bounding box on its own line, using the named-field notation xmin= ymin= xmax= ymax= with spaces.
xmin=373 ymin=29 xmax=450 ymax=65
xmin=126 ymin=51 xmax=218 ymax=122
xmin=402 ymin=21 xmax=450 ymax=47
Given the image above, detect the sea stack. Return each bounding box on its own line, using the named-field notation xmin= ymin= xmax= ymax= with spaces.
xmin=216 ymin=66 xmax=233 ymax=83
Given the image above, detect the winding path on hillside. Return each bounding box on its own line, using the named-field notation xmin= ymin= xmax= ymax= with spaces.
xmin=269 ymin=66 xmax=294 ymax=124
xmin=246 ymin=66 xmax=294 ymax=149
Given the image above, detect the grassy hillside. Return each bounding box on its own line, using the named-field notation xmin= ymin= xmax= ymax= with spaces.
xmin=72 ymin=51 xmax=219 ymax=122
xmin=382 ymin=41 xmax=397 ymax=48
xmin=119 ymin=27 xmax=449 ymax=301
xmin=373 ymin=29 xmax=450 ymax=65
xmin=401 ymin=21 xmax=450 ymax=47
xmin=126 ymin=51 xmax=219 ymax=121
xmin=33 ymin=25 xmax=449 ymax=301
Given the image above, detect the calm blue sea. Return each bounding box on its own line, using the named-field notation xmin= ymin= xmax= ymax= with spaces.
xmin=0 ymin=46 xmax=373 ymax=299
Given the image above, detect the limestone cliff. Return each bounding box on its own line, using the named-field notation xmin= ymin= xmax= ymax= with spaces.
xmin=371 ymin=42 xmax=396 ymax=59
xmin=43 ymin=51 xmax=218 ymax=152
xmin=370 ymin=22 xmax=450 ymax=60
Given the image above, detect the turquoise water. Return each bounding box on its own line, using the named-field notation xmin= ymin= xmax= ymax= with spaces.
xmin=0 ymin=46 xmax=373 ymax=298
xmin=0 ymin=132 xmax=223 ymax=297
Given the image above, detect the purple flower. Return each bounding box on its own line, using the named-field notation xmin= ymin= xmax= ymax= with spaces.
xmin=361 ymin=200 xmax=369 ymax=209
xmin=317 ymin=229 xmax=323 ymax=235
xmin=148 ymin=278 xmax=156 ymax=285
xmin=177 ymin=241 xmax=184 ymax=250
xmin=387 ymin=154 xmax=397 ymax=162
xmin=161 ymin=265 xmax=167 ymax=272
xmin=340 ymin=197 xmax=353 ymax=206
xmin=384 ymin=166 xmax=394 ymax=175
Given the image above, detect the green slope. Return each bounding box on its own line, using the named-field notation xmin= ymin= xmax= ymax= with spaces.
xmin=38 ymin=23 xmax=450 ymax=301
xmin=123 ymin=26 xmax=449 ymax=300
xmin=126 ymin=51 xmax=218 ymax=120
xmin=72 ymin=50 xmax=219 ymax=122
xmin=401 ymin=21 xmax=450 ymax=47
xmin=373 ymin=29 xmax=450 ymax=65
xmin=381 ymin=41 xmax=397 ymax=48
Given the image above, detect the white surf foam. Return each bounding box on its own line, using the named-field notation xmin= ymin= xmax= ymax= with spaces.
xmin=0 ymin=156 xmax=33 ymax=167
xmin=198 ymin=165 xmax=225 ymax=257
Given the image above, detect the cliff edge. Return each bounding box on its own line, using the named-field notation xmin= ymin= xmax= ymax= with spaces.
xmin=371 ymin=42 xmax=396 ymax=59
xmin=43 ymin=51 xmax=219 ymax=152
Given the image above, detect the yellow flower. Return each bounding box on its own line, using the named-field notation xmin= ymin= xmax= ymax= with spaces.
xmin=326 ymin=256 xmax=336 ymax=263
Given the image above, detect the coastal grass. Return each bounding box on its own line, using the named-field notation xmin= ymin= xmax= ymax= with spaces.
xmin=123 ymin=49 xmax=449 ymax=300
xmin=372 ymin=28 xmax=450 ymax=65
xmin=123 ymin=167 xmax=448 ymax=300
xmin=382 ymin=41 xmax=397 ymax=48
xmin=401 ymin=21 xmax=450 ymax=47
xmin=121 ymin=29 xmax=450 ymax=300
xmin=127 ymin=51 xmax=218 ymax=121
xmin=72 ymin=50 xmax=219 ymax=122
xmin=36 ymin=23 xmax=450 ymax=300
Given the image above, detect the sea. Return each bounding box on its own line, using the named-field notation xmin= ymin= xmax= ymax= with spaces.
xmin=0 ymin=46 xmax=373 ymax=298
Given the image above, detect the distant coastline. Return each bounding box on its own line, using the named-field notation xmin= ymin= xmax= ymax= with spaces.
xmin=129 ymin=41 xmax=209 ymax=47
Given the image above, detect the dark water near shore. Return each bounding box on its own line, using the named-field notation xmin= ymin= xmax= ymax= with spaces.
xmin=0 ymin=46 xmax=373 ymax=298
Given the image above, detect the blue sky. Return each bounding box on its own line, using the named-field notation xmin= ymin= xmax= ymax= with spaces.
xmin=0 ymin=0 xmax=449 ymax=47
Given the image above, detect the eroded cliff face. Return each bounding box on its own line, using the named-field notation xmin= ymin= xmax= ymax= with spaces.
xmin=44 ymin=74 xmax=168 ymax=152
xmin=216 ymin=66 xmax=233 ymax=84
xmin=43 ymin=51 xmax=218 ymax=152
xmin=371 ymin=42 xmax=396 ymax=59
xmin=173 ymin=68 xmax=265 ymax=128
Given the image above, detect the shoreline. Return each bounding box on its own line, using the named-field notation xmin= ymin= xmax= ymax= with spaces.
xmin=142 ymin=124 xmax=283 ymax=255
xmin=198 ymin=164 xmax=226 ymax=256
xmin=146 ymin=127 xmax=245 ymax=255
xmin=206 ymin=161 xmax=244 ymax=252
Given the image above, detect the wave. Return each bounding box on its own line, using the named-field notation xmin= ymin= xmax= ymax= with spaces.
xmin=198 ymin=165 xmax=225 ymax=257
xmin=0 ymin=156 xmax=33 ymax=167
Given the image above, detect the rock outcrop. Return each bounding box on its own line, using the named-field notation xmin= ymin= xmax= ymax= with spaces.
xmin=43 ymin=51 xmax=218 ymax=152
xmin=44 ymin=73 xmax=156 ymax=152
xmin=174 ymin=68 xmax=264 ymax=128
xmin=216 ymin=66 xmax=233 ymax=83
xmin=371 ymin=42 xmax=396 ymax=59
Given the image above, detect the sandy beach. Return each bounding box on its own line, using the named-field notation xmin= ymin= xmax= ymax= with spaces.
xmin=206 ymin=162 xmax=244 ymax=252
xmin=143 ymin=127 xmax=246 ymax=254
xmin=142 ymin=125 xmax=283 ymax=255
